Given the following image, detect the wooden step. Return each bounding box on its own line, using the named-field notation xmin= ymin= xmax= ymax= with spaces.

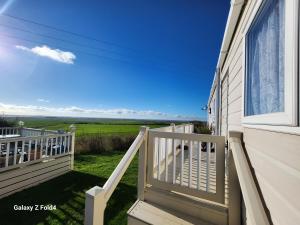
xmin=143 ymin=186 xmax=228 ymax=225
xmin=127 ymin=200 xmax=214 ymax=225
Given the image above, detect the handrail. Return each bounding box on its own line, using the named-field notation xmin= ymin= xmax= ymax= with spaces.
xmin=0 ymin=127 xmax=19 ymax=130
xmin=229 ymin=136 xmax=270 ymax=225
xmin=150 ymin=123 xmax=193 ymax=133
xmin=84 ymin=124 xmax=194 ymax=225
xmin=23 ymin=127 xmax=59 ymax=133
xmin=84 ymin=126 xmax=148 ymax=225
xmin=103 ymin=128 xmax=146 ymax=200
xmin=0 ymin=132 xmax=72 ymax=142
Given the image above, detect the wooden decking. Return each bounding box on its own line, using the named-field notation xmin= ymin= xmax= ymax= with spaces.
xmin=128 ymin=200 xmax=215 ymax=225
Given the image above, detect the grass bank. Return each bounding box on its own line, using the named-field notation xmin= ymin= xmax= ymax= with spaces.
xmin=0 ymin=152 xmax=138 ymax=225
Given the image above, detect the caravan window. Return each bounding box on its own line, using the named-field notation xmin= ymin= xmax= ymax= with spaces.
xmin=243 ymin=0 xmax=298 ymax=125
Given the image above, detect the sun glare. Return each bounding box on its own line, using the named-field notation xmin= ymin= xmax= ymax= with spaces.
xmin=0 ymin=0 xmax=15 ymax=15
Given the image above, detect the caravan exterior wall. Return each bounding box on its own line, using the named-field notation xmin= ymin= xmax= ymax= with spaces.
xmin=210 ymin=0 xmax=300 ymax=224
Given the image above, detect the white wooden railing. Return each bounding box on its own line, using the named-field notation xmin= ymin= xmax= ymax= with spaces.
xmin=84 ymin=123 xmax=227 ymax=225
xmin=0 ymin=127 xmax=59 ymax=137
xmin=0 ymin=127 xmax=76 ymax=172
xmin=0 ymin=127 xmax=20 ymax=136
xmin=147 ymin=128 xmax=225 ymax=204
xmin=151 ymin=123 xmax=193 ymax=133
xmin=84 ymin=126 xmax=148 ymax=225
xmin=21 ymin=127 xmax=60 ymax=137
xmin=228 ymin=132 xmax=270 ymax=225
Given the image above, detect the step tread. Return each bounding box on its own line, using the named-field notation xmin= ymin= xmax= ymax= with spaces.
xmin=128 ymin=200 xmax=214 ymax=225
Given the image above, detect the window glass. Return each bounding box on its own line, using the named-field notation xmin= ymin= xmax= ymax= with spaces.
xmin=245 ymin=0 xmax=285 ymax=116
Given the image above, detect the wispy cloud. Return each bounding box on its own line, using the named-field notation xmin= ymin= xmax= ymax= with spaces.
xmin=37 ymin=98 xmax=50 ymax=103
xmin=0 ymin=102 xmax=200 ymax=120
xmin=16 ymin=45 xmax=76 ymax=64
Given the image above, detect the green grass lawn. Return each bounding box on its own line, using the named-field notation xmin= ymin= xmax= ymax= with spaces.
xmin=0 ymin=152 xmax=138 ymax=225
xmin=43 ymin=124 xmax=163 ymax=136
xmin=12 ymin=117 xmax=168 ymax=136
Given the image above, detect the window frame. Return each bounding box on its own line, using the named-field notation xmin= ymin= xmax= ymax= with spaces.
xmin=242 ymin=0 xmax=298 ymax=126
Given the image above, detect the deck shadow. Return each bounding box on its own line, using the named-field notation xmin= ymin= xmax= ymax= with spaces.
xmin=0 ymin=170 xmax=137 ymax=225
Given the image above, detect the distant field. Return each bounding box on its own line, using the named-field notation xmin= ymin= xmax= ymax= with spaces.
xmin=7 ymin=117 xmax=174 ymax=136
xmin=39 ymin=124 xmax=163 ymax=136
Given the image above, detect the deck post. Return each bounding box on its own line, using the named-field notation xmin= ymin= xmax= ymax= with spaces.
xmin=85 ymin=186 xmax=106 ymax=225
xmin=228 ymin=131 xmax=242 ymax=225
xmin=170 ymin=123 xmax=175 ymax=132
xmin=18 ymin=121 xmax=24 ymax=136
xmin=138 ymin=126 xmax=149 ymax=200
xmin=69 ymin=124 xmax=76 ymax=170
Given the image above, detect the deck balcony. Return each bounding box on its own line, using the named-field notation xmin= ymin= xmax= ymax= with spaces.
xmin=83 ymin=125 xmax=221 ymax=225
xmin=84 ymin=123 xmax=270 ymax=225
xmin=0 ymin=123 xmax=270 ymax=225
xmin=0 ymin=126 xmax=75 ymax=171
xmin=0 ymin=126 xmax=76 ymax=198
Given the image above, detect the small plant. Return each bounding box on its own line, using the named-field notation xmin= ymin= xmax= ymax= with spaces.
xmin=192 ymin=121 xmax=211 ymax=134
xmin=18 ymin=120 xmax=25 ymax=127
xmin=75 ymin=132 xmax=135 ymax=154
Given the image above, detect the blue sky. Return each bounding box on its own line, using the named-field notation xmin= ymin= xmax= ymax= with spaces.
xmin=0 ymin=0 xmax=229 ymax=120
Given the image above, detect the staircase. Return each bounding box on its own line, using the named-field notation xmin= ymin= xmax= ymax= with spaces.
xmin=126 ymin=125 xmax=228 ymax=225
xmin=128 ymin=186 xmax=228 ymax=225
xmin=84 ymin=124 xmax=238 ymax=225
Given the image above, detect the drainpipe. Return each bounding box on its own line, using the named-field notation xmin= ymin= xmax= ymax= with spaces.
xmin=215 ymin=68 xmax=221 ymax=136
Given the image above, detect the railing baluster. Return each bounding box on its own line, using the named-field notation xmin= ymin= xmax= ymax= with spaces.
xmin=64 ymin=135 xmax=67 ymax=153
xmin=13 ymin=141 xmax=17 ymax=165
xmin=56 ymin=136 xmax=58 ymax=155
xmin=5 ymin=142 xmax=10 ymax=167
xmin=165 ymin=138 xmax=168 ymax=182
xmin=34 ymin=139 xmax=37 ymax=160
xmin=180 ymin=140 xmax=184 ymax=186
xmin=21 ymin=141 xmax=25 ymax=163
xmin=67 ymin=135 xmax=71 ymax=153
xmin=65 ymin=135 xmax=68 ymax=153
xmin=206 ymin=142 xmax=211 ymax=192
xmin=28 ymin=140 xmax=32 ymax=162
xmin=59 ymin=136 xmax=62 ymax=154
xmin=157 ymin=138 xmax=161 ymax=181
xmin=172 ymin=138 xmax=176 ymax=184
xmin=55 ymin=137 xmax=57 ymax=155
xmin=54 ymin=137 xmax=57 ymax=155
xmin=50 ymin=138 xmax=53 ymax=156
xmin=197 ymin=141 xmax=201 ymax=190
xmin=45 ymin=138 xmax=49 ymax=157
xmin=189 ymin=140 xmax=192 ymax=188
xmin=40 ymin=138 xmax=43 ymax=159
